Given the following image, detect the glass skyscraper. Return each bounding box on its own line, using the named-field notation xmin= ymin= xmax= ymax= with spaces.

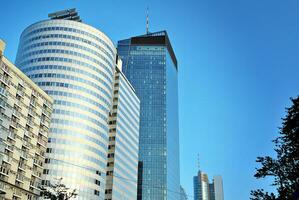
xmin=194 ymin=171 xmax=210 ymax=200
xmin=105 ymin=59 xmax=140 ymax=200
xmin=211 ymin=176 xmax=224 ymax=200
xmin=194 ymin=170 xmax=224 ymax=200
xmin=15 ymin=9 xmax=117 ymax=200
xmin=117 ymin=31 xmax=180 ymax=200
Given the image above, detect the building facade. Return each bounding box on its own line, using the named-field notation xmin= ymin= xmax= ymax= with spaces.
xmin=193 ymin=171 xmax=224 ymax=200
xmin=105 ymin=58 xmax=140 ymax=200
xmin=117 ymin=31 xmax=180 ymax=200
xmin=209 ymin=183 xmax=215 ymax=200
xmin=15 ymin=9 xmax=117 ymax=200
xmin=193 ymin=171 xmax=210 ymax=200
xmin=211 ymin=176 xmax=224 ymax=200
xmin=0 ymin=40 xmax=53 ymax=200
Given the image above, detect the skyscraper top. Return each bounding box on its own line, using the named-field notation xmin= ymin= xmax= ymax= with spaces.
xmin=48 ymin=8 xmax=82 ymax=22
xmin=122 ymin=30 xmax=178 ymax=69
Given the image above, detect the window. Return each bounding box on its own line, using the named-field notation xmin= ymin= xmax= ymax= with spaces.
xmin=95 ymin=179 xmax=100 ymax=186
xmin=94 ymin=190 xmax=100 ymax=196
xmin=96 ymin=170 xmax=101 ymax=176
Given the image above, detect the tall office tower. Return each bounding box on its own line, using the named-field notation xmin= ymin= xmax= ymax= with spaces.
xmin=210 ymin=176 xmax=224 ymax=200
xmin=180 ymin=186 xmax=188 ymax=200
xmin=0 ymin=40 xmax=53 ymax=200
xmin=117 ymin=31 xmax=180 ymax=200
xmin=15 ymin=9 xmax=117 ymax=199
xmin=194 ymin=171 xmax=224 ymax=200
xmin=105 ymin=58 xmax=140 ymax=200
xmin=193 ymin=171 xmax=211 ymax=200
xmin=209 ymin=182 xmax=215 ymax=200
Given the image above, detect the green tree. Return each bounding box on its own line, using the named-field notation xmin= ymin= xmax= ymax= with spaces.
xmin=251 ymin=97 xmax=299 ymax=200
xmin=39 ymin=178 xmax=77 ymax=200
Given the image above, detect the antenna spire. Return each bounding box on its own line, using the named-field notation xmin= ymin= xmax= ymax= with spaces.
xmin=197 ymin=153 xmax=200 ymax=171
xmin=146 ymin=6 xmax=149 ymax=34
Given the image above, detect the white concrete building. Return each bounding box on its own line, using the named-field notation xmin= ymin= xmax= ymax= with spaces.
xmin=0 ymin=40 xmax=53 ymax=200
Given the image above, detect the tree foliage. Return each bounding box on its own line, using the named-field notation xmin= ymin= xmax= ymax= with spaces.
xmin=39 ymin=178 xmax=77 ymax=200
xmin=251 ymin=97 xmax=299 ymax=200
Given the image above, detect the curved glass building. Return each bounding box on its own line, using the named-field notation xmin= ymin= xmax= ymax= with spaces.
xmin=15 ymin=9 xmax=116 ymax=200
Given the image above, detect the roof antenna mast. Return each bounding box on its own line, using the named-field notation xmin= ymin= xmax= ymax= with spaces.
xmin=146 ymin=6 xmax=149 ymax=34
xmin=197 ymin=153 xmax=200 ymax=171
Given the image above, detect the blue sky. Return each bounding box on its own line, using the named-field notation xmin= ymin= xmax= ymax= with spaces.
xmin=1 ymin=0 xmax=299 ymax=199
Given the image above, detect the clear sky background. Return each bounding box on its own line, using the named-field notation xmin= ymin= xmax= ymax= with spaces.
xmin=1 ymin=0 xmax=299 ymax=199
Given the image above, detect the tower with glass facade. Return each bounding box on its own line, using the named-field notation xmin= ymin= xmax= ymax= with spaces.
xmin=193 ymin=170 xmax=224 ymax=200
xmin=117 ymin=31 xmax=180 ymax=200
xmin=194 ymin=171 xmax=210 ymax=200
xmin=15 ymin=9 xmax=117 ymax=199
xmin=105 ymin=58 xmax=140 ymax=200
xmin=211 ymin=176 xmax=224 ymax=200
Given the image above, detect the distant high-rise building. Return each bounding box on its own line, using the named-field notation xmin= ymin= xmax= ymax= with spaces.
xmin=194 ymin=171 xmax=210 ymax=200
xmin=209 ymin=182 xmax=215 ymax=200
xmin=105 ymin=58 xmax=140 ymax=200
xmin=193 ymin=170 xmax=224 ymax=200
xmin=117 ymin=30 xmax=180 ymax=200
xmin=0 ymin=40 xmax=53 ymax=200
xmin=211 ymin=176 xmax=224 ymax=200
xmin=15 ymin=9 xmax=140 ymax=200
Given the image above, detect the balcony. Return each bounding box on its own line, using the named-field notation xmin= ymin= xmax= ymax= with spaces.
xmin=0 ymin=86 xmax=7 ymax=97
xmin=24 ymin=130 xmax=33 ymax=139
xmin=12 ymin=109 xmax=21 ymax=119
xmin=30 ymin=180 xmax=41 ymax=190
xmin=26 ymin=119 xmax=35 ymax=128
xmin=5 ymin=144 xmax=13 ymax=153
xmin=28 ymin=109 xmax=35 ymax=117
xmin=32 ymin=170 xmax=42 ymax=179
xmin=33 ymin=159 xmax=43 ymax=168
xmin=1 ymin=64 xmax=12 ymax=77
xmin=10 ymin=120 xmax=18 ymax=129
xmin=7 ymin=131 xmax=16 ymax=141
xmin=0 ymin=101 xmax=5 ymax=110
xmin=0 ymin=181 xmax=6 ymax=194
xmin=38 ymin=131 xmax=47 ymax=138
xmin=13 ymin=189 xmax=22 ymax=199
xmin=40 ymin=119 xmax=50 ymax=129
xmin=18 ymin=162 xmax=26 ymax=171
xmin=16 ymin=173 xmax=24 ymax=183
xmin=0 ymin=74 xmax=10 ymax=86
xmin=42 ymin=109 xmax=51 ymax=119
xmin=20 ymin=151 xmax=28 ymax=160
xmin=18 ymin=81 xmax=25 ymax=88
xmin=14 ymin=99 xmax=22 ymax=108
xmin=37 ymin=138 xmax=47 ymax=147
xmin=35 ymin=149 xmax=45 ymax=158
xmin=30 ymin=100 xmax=37 ymax=108
xmin=16 ymin=90 xmax=25 ymax=98
xmin=22 ymin=140 xmax=31 ymax=149
xmin=1 ymin=154 xmax=12 ymax=165
xmin=0 ymin=166 xmax=9 ymax=176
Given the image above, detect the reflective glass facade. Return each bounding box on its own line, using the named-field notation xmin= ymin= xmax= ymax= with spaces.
xmin=211 ymin=176 xmax=224 ymax=200
xmin=117 ymin=31 xmax=180 ymax=200
xmin=105 ymin=64 xmax=140 ymax=200
xmin=194 ymin=171 xmax=222 ymax=200
xmin=15 ymin=19 xmax=116 ymax=200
